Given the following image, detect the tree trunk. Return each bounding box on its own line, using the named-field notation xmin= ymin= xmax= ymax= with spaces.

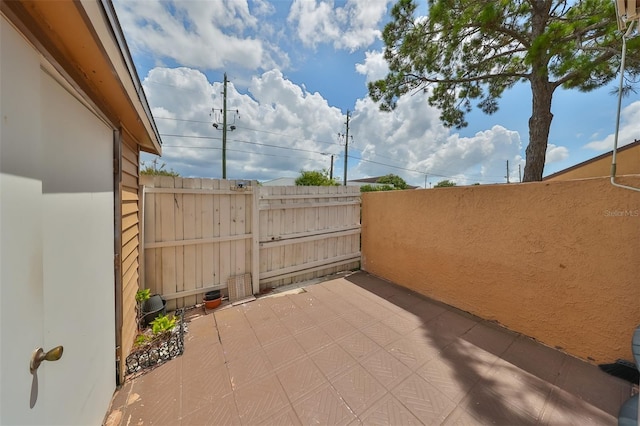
xmin=523 ymin=1 xmax=554 ymax=182
xmin=523 ymin=76 xmax=554 ymax=182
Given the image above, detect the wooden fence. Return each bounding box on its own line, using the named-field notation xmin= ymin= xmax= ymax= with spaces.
xmin=141 ymin=177 xmax=361 ymax=309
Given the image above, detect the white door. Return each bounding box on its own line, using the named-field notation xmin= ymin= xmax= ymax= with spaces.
xmin=1 ymin=16 xmax=116 ymax=425
xmin=1 ymin=16 xmax=47 ymax=425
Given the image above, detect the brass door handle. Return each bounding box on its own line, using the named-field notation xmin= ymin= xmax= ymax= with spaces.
xmin=30 ymin=346 xmax=63 ymax=374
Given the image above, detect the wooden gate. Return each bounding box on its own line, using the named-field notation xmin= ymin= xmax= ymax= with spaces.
xmin=141 ymin=177 xmax=360 ymax=309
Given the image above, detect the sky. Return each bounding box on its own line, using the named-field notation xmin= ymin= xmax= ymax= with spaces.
xmin=113 ymin=0 xmax=640 ymax=187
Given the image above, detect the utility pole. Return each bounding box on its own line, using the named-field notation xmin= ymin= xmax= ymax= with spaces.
xmin=211 ymin=73 xmax=238 ymax=179
xmin=506 ymin=160 xmax=510 ymax=183
xmin=222 ymin=73 xmax=228 ymax=179
xmin=329 ymin=155 xmax=334 ymax=180
xmin=343 ymin=110 xmax=350 ymax=186
xmin=518 ymin=164 xmax=522 ymax=183
xmin=424 ymin=173 xmax=428 ymax=189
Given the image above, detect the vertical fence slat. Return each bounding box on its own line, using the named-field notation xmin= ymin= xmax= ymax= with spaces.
xmin=182 ymin=178 xmax=197 ymax=307
xmin=142 ymin=178 xmax=360 ymax=306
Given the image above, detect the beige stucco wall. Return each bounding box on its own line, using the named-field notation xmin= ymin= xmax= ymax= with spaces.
xmin=545 ymin=143 xmax=639 ymax=181
xmin=361 ymin=177 xmax=640 ymax=364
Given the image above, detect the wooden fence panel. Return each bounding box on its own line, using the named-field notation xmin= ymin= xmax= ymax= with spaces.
xmin=257 ymin=185 xmax=361 ymax=289
xmin=141 ymin=178 xmax=360 ymax=307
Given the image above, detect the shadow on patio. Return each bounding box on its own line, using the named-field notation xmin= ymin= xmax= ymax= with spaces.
xmin=105 ymin=271 xmax=632 ymax=425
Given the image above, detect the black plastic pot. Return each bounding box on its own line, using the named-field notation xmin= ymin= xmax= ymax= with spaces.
xmin=142 ymin=294 xmax=167 ymax=326
xmin=204 ymin=290 xmax=221 ymax=301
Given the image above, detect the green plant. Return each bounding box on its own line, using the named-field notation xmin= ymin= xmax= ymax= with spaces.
xmin=135 ymin=289 xmax=151 ymax=304
xmin=295 ymin=169 xmax=339 ymax=186
xmin=135 ymin=289 xmax=151 ymax=331
xmin=134 ymin=334 xmax=151 ymax=347
xmin=360 ymin=184 xmax=395 ymax=192
xmin=434 ymin=179 xmax=457 ymax=188
xmin=376 ymin=174 xmax=408 ymax=189
xmin=150 ymin=314 xmax=176 ymax=336
xmin=141 ymin=158 xmax=180 ymax=177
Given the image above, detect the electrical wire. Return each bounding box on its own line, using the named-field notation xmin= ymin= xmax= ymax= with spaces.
xmin=161 ymin=139 xmax=500 ymax=184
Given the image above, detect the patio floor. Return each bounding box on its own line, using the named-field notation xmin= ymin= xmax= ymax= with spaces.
xmin=105 ymin=271 xmax=633 ymax=425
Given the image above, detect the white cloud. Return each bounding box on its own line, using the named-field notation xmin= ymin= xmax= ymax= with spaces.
xmin=583 ymin=101 xmax=640 ymax=151
xmin=113 ymin=0 xmax=288 ymax=71
xmin=351 ymin=94 xmax=523 ymax=186
xmin=143 ymin=67 xmax=526 ymax=186
xmin=143 ymin=67 xmax=344 ymax=180
xmin=355 ymin=51 xmax=388 ymax=83
xmin=545 ymin=144 xmax=569 ymax=163
xmin=287 ymin=0 xmax=390 ymax=52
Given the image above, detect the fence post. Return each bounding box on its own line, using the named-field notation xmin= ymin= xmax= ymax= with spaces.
xmin=251 ymin=181 xmax=260 ymax=294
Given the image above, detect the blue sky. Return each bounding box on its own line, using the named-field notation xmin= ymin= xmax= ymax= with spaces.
xmin=113 ymin=0 xmax=639 ymax=187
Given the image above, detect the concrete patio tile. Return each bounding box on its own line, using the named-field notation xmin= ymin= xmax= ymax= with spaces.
xmin=219 ymin=328 xmax=262 ymax=361
xmin=310 ymin=342 xmax=358 ymax=379
xmin=460 ymin=321 xmax=518 ymax=358
xmin=287 ymin=291 xmax=321 ymax=309
xmin=181 ymin=362 xmax=232 ymax=417
xmin=357 ymin=301 xmax=398 ymax=322
xmin=458 ymin=384 xmax=538 ymax=426
xmin=555 ymin=354 xmax=632 ymax=416
xmin=292 ymin=383 xmax=357 ymax=426
xmin=180 ymin=336 xmax=225 ymax=369
xmin=439 ymin=337 xmax=500 ymax=377
xmin=275 ymin=357 xmax=327 ymax=403
xmin=232 ymin=373 xmax=289 ymax=424
xmin=359 ymin=348 xmax=412 ymax=390
xmin=293 ymin=325 xmax=334 ymax=354
xmin=411 ymin=300 xmax=449 ymax=323
xmin=386 ymin=335 xmax=441 ymax=370
xmin=361 ymin=321 xmax=403 ymax=347
xmin=252 ymin=320 xmax=291 ymax=347
xmin=424 ymin=309 xmax=479 ymax=345
xmin=242 ymin=301 xmax=279 ymax=328
xmin=123 ymin=362 xmax=181 ymax=425
xmin=539 ymin=385 xmax=618 ymax=425
xmin=321 ymin=317 xmax=358 ymax=341
xmin=416 ymin=356 xmax=480 ymax=404
xmin=304 ymin=304 xmax=337 ymax=325
xmin=387 ymin=290 xmax=423 ymax=311
xmin=179 ymin=392 xmax=241 ymax=426
xmin=501 ymin=334 xmax=568 ymax=384
xmin=268 ymin=296 xmax=302 ymax=319
xmin=341 ymin=308 xmax=378 ymax=330
xmin=262 ymin=335 xmax=306 ymax=369
xmin=255 ymin=406 xmax=302 ymax=426
xmin=329 ymin=364 xmax=387 ymax=416
xmin=107 ymin=273 xmax=630 ymax=426
xmin=480 ymin=358 xmax=555 ymax=421
xmin=280 ymin=311 xmax=316 ymax=335
xmin=358 ymin=393 xmax=422 ymax=426
xmin=337 ymin=331 xmax=381 ymax=361
xmin=325 ymin=298 xmax=360 ymax=316
xmin=225 ymin=348 xmax=273 ymax=390
xmin=381 ymin=313 xmax=423 ymax=336
xmin=391 ymin=374 xmax=457 ymax=425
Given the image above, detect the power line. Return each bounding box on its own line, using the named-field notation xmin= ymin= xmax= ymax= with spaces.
xmin=157 ymin=116 xmax=508 ymax=180
xmin=161 ymin=141 xmax=499 ymax=184
xmin=161 ymin=144 xmax=320 ymax=161
xmin=160 ymin=133 xmax=330 ymax=156
xmin=155 ymin=116 xmax=340 ymax=147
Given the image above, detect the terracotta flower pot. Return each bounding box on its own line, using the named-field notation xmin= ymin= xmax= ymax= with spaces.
xmin=203 ymin=290 xmax=221 ymax=309
xmin=203 ymin=298 xmax=221 ymax=309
